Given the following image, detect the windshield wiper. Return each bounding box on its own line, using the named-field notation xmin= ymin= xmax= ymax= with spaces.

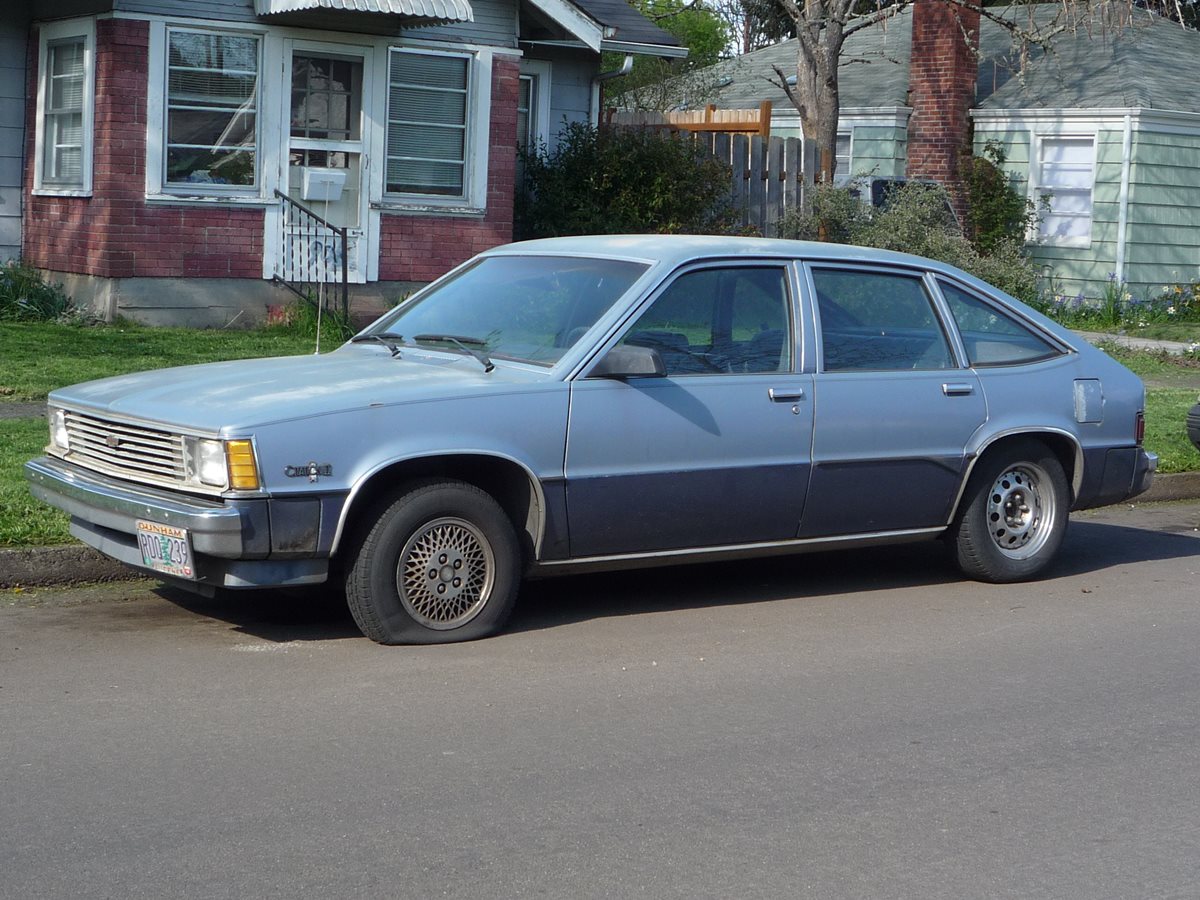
xmin=350 ymin=332 xmax=404 ymax=358
xmin=413 ymin=334 xmax=495 ymax=373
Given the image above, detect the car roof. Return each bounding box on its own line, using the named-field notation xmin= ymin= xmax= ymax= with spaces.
xmin=492 ymin=234 xmax=959 ymax=274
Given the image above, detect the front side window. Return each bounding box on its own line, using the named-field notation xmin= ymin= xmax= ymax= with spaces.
xmin=618 ymin=267 xmax=792 ymax=376
xmin=36 ymin=23 xmax=94 ymax=193
xmin=1034 ymin=135 xmax=1095 ymax=246
xmin=938 ymin=280 xmax=1062 ymax=367
xmin=813 ymin=267 xmax=953 ymax=372
xmin=165 ymin=30 xmax=260 ymax=188
xmin=386 ymin=49 xmax=470 ymax=197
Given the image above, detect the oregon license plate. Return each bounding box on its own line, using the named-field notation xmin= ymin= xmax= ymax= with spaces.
xmin=136 ymin=520 xmax=195 ymax=579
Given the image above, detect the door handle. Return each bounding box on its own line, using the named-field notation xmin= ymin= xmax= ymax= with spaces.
xmin=768 ymin=388 xmax=805 ymax=402
xmin=942 ymin=383 xmax=974 ymax=396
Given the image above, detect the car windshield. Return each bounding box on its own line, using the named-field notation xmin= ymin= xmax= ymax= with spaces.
xmin=363 ymin=255 xmax=650 ymax=367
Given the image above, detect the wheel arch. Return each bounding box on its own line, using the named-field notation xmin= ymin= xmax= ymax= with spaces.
xmin=330 ymin=453 xmax=546 ymax=565
xmin=949 ymin=428 xmax=1082 ymax=524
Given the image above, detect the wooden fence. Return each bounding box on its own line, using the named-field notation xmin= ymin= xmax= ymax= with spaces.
xmin=607 ymin=107 xmax=816 ymax=237
xmin=694 ymin=131 xmax=816 ymax=237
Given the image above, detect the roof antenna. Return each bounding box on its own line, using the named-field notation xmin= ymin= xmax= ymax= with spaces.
xmin=314 ymin=290 xmax=323 ymax=355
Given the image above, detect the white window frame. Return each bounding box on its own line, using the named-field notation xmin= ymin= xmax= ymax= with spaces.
xmin=1029 ymin=132 xmax=1097 ymax=249
xmin=380 ymin=45 xmax=490 ymax=211
xmin=518 ymin=59 xmax=552 ymax=153
xmin=33 ymin=19 xmax=95 ymax=197
xmin=835 ymin=130 xmax=853 ymax=178
xmin=145 ymin=24 xmax=266 ymax=200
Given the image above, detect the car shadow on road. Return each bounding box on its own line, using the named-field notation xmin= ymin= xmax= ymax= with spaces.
xmin=154 ymin=583 xmax=362 ymax=643
xmin=151 ymin=519 xmax=1199 ymax=643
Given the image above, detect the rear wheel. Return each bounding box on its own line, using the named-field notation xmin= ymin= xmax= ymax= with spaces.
xmin=949 ymin=440 xmax=1070 ymax=583
xmin=345 ymin=480 xmax=520 ymax=644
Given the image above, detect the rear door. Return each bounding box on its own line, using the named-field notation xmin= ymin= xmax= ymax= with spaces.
xmin=800 ymin=263 xmax=986 ymax=537
xmin=564 ymin=262 xmax=813 ymax=557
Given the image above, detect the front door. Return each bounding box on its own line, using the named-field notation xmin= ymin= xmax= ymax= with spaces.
xmin=275 ymin=42 xmax=373 ymax=284
xmin=565 ymin=263 xmax=814 ymax=558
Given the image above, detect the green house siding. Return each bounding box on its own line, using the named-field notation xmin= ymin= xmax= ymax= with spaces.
xmin=977 ymin=124 xmax=1200 ymax=300
xmin=1124 ymin=131 xmax=1200 ymax=294
xmin=849 ymin=125 xmax=906 ymax=178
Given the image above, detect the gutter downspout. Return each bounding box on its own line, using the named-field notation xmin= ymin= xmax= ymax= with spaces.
xmin=590 ymin=54 xmax=633 ymax=125
xmin=1115 ymin=113 xmax=1133 ymax=283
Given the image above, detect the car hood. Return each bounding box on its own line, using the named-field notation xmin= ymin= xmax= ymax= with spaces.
xmin=47 ymin=347 xmax=553 ymax=433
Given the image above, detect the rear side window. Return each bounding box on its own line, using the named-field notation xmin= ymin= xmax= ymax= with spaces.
xmin=812 ymin=267 xmax=953 ymax=371
xmin=939 ymin=281 xmax=1062 ymax=367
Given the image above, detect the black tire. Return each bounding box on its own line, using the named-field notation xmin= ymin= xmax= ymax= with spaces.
xmin=948 ymin=439 xmax=1070 ymax=583
xmin=345 ymin=479 xmax=521 ymax=644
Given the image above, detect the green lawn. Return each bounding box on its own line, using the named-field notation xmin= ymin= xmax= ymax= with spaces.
xmin=2 ymin=417 xmax=72 ymax=545
xmin=0 ymin=322 xmax=314 ymax=401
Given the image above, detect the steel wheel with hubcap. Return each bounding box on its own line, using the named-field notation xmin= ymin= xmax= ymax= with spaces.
xmin=346 ymin=480 xmax=520 ymax=644
xmin=949 ymin=439 xmax=1070 ymax=583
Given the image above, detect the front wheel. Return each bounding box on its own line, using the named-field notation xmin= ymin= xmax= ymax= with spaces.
xmin=948 ymin=440 xmax=1070 ymax=583
xmin=345 ymin=480 xmax=521 ymax=644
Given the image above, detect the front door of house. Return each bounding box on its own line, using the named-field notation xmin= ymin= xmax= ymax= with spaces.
xmin=274 ymin=41 xmax=373 ymax=284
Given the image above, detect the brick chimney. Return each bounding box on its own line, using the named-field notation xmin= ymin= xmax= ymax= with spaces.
xmin=906 ymin=0 xmax=980 ymax=222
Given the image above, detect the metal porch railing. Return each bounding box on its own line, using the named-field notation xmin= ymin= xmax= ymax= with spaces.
xmin=271 ymin=188 xmax=350 ymax=326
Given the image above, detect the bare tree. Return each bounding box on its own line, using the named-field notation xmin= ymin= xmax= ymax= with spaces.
xmin=767 ymin=0 xmax=1139 ymax=182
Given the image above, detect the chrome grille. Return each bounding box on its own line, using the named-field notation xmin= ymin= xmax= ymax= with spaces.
xmin=63 ymin=411 xmax=187 ymax=489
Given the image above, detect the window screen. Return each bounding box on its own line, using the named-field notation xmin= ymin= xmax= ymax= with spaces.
xmin=42 ymin=38 xmax=86 ymax=186
xmin=387 ymin=50 xmax=469 ymax=197
xmin=165 ymin=31 xmax=259 ymax=187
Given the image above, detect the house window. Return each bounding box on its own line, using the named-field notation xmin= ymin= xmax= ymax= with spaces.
xmin=165 ymin=30 xmax=260 ymax=189
xmin=1034 ymin=135 xmax=1096 ymax=247
xmin=517 ymin=74 xmax=535 ymax=154
xmin=386 ymin=49 xmax=471 ymax=197
xmin=35 ymin=21 xmax=94 ymax=194
xmin=835 ymin=132 xmax=852 ymax=178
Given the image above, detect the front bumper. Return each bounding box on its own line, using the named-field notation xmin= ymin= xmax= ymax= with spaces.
xmin=25 ymin=457 xmax=337 ymax=589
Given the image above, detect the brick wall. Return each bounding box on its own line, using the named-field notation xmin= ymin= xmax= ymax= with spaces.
xmin=378 ymin=54 xmax=518 ymax=282
xmin=24 ymin=21 xmax=518 ymax=285
xmin=24 ymin=19 xmax=264 ymax=278
xmin=905 ymin=0 xmax=979 ymax=218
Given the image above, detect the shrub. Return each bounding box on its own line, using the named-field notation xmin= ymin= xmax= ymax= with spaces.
xmin=0 ymin=261 xmax=78 ymax=322
xmin=515 ymin=123 xmax=735 ymax=239
xmin=777 ymin=182 xmax=1041 ymax=304
xmin=962 ymin=141 xmax=1041 ymax=254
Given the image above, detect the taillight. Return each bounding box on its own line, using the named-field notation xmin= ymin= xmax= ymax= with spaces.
xmin=1135 ymin=411 xmax=1145 ymax=445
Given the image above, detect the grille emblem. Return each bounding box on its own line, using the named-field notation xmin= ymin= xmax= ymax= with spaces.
xmin=105 ymin=434 xmax=121 ymax=449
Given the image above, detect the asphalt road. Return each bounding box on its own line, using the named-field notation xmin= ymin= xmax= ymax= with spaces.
xmin=3 ymin=502 xmax=1199 ymax=900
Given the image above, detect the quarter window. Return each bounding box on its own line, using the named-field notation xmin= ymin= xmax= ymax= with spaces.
xmin=165 ymin=30 xmax=260 ymax=188
xmin=619 ymin=267 xmax=792 ymax=376
xmin=1034 ymin=135 xmax=1095 ymax=246
xmin=939 ymin=281 xmax=1062 ymax=366
xmin=813 ymin=268 xmax=953 ymax=371
xmin=386 ymin=49 xmax=470 ymax=197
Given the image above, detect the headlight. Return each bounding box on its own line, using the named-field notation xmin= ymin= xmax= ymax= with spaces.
xmin=183 ymin=436 xmax=229 ymax=489
xmin=48 ymin=407 xmax=69 ymax=452
xmin=182 ymin=437 xmax=260 ymax=491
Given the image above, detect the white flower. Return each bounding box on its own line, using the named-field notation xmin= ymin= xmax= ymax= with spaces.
xmin=1168 ymin=306 xmax=1177 ymax=315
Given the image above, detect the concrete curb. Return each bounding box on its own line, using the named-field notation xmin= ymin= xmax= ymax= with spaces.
xmin=4 ymin=473 xmax=1200 ymax=589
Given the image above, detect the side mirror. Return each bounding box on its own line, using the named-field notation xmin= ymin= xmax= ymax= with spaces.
xmin=589 ymin=344 xmax=667 ymax=379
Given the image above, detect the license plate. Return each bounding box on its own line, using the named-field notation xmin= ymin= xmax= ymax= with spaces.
xmin=136 ymin=520 xmax=195 ymax=580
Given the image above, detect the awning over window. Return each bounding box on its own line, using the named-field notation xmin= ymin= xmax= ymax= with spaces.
xmin=253 ymin=0 xmax=473 ymax=24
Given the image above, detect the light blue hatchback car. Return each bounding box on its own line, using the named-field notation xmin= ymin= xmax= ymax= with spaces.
xmin=27 ymin=236 xmax=1157 ymax=643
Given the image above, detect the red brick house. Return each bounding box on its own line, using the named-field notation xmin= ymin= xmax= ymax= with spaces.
xmin=7 ymin=0 xmax=681 ymax=324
